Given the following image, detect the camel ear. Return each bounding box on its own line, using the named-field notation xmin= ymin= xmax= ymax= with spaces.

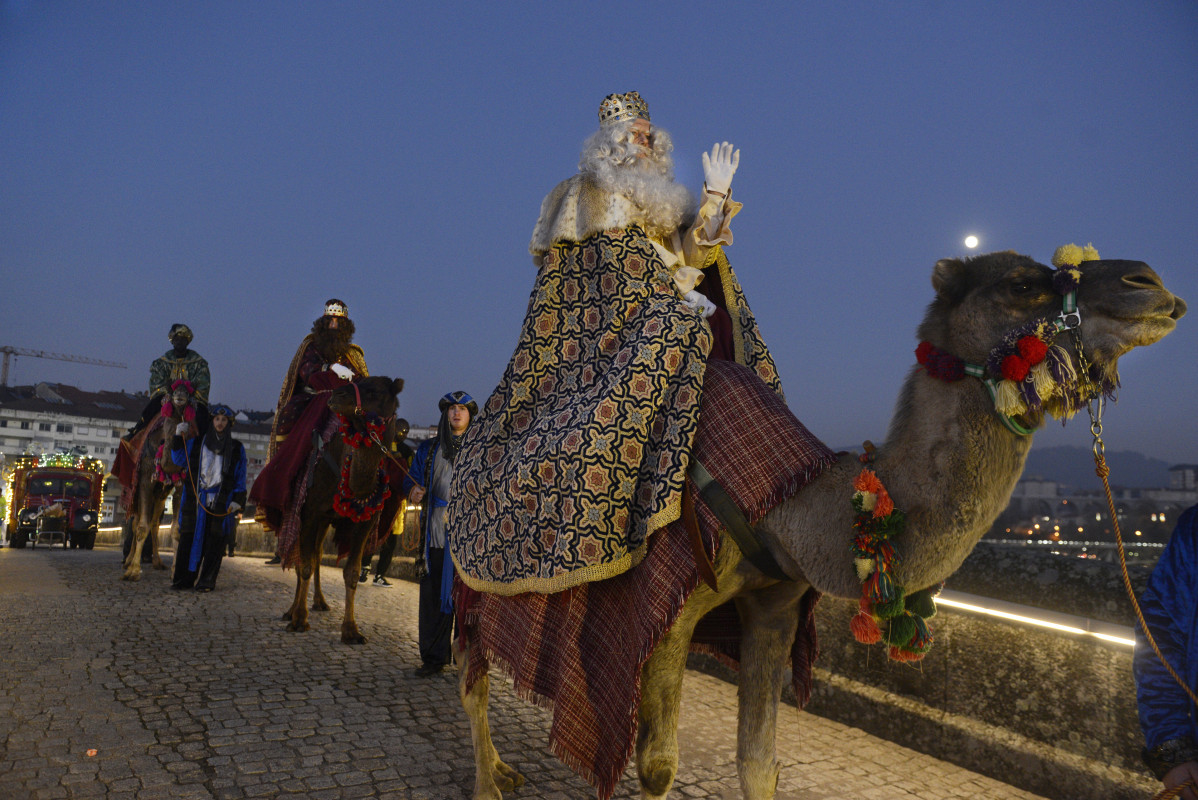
xmin=391 ymin=378 xmax=404 ymax=395
xmin=931 ymin=258 xmax=968 ymax=302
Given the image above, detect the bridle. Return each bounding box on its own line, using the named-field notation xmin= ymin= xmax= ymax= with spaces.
xmin=918 ymin=270 xmax=1094 ymax=437
xmin=965 ymin=283 xmax=1083 ymax=436
xmin=336 ymin=381 xmax=410 ymax=479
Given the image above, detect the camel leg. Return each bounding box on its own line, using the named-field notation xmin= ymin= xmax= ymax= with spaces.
xmin=122 ymin=491 xmax=167 ymax=581
xmin=733 ymin=581 xmax=806 ymax=800
xmin=636 ymin=550 xmax=745 ymax=800
xmin=286 ymin=555 xmax=315 ymax=632
xmin=311 ymin=525 xmax=330 ymax=612
xmin=121 ymin=515 xmax=149 ymax=581
xmin=151 ymin=507 xmax=173 ymax=570
xmin=457 ymin=643 xmax=523 ymax=799
xmin=286 ymin=518 xmax=322 ymax=632
xmin=340 ymin=529 xmax=370 ymax=644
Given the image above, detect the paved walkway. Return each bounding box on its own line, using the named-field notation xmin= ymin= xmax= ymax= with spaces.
xmin=0 ymin=547 xmax=1049 ymax=799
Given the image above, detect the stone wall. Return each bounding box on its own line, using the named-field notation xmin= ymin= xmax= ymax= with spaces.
xmin=691 ymin=542 xmax=1161 ymax=800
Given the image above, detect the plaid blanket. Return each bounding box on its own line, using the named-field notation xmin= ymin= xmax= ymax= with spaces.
xmin=458 ymin=359 xmax=836 ymax=798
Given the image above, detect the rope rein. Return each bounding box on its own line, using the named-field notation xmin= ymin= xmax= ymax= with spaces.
xmin=1154 ymin=780 xmax=1197 ymax=800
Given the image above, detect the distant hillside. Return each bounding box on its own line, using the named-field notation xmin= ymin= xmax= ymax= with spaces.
xmin=1022 ymin=446 xmax=1173 ymax=490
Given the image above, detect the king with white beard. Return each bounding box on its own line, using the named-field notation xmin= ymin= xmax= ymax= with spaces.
xmin=448 ymin=92 xmax=781 ymax=595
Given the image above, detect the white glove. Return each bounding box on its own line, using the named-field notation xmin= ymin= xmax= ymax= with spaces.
xmin=330 ymin=363 xmax=353 ymax=380
xmin=227 ymin=502 xmax=242 ymax=514
xmin=701 ymin=141 xmax=740 ymax=197
xmin=682 ymin=290 xmax=717 ymax=319
xmin=175 ymin=422 xmax=190 ymax=436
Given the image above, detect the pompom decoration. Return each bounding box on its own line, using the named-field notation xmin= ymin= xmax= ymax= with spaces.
xmin=849 ymin=467 xmax=935 ymax=661
xmin=851 ymin=612 xmax=882 ymax=644
xmin=915 ymin=341 xmax=965 ymax=381
xmin=1017 ymin=336 xmax=1048 ymax=364
xmin=1051 ymin=243 xmax=1084 ymax=268
xmin=1001 ymin=354 xmax=1030 ymax=382
xmin=905 ymin=586 xmax=940 ymax=619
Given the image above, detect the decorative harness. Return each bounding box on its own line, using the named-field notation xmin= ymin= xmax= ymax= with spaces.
xmin=328 ymin=380 xmax=406 ymax=523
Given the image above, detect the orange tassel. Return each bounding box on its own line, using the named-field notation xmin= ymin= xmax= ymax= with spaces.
xmin=851 ymin=612 xmax=881 ymax=644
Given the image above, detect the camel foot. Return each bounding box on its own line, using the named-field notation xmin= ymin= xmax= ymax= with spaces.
xmin=311 ymin=598 xmax=330 ymax=612
xmin=280 ymin=610 xmax=294 ymax=621
xmin=152 ymin=558 xmax=166 ymax=571
xmin=121 ymin=569 xmax=142 ymax=582
xmin=340 ymin=626 xmax=367 ymax=645
xmin=286 ymin=620 xmax=310 ymax=633
xmin=494 ymin=760 xmax=524 ymax=791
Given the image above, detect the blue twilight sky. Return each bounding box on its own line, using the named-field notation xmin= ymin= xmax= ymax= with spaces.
xmin=2 ymin=1 xmax=1196 ymax=463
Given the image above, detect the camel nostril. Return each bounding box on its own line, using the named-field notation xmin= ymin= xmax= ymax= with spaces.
xmin=1122 ymin=271 xmax=1164 ymax=290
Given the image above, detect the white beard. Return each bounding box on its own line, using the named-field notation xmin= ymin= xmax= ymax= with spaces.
xmin=590 ymin=159 xmax=696 ymax=236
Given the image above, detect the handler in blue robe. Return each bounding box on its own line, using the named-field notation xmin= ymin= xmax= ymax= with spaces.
xmin=404 ymin=391 xmax=475 ymax=677
xmin=169 ymin=404 xmax=247 ymax=592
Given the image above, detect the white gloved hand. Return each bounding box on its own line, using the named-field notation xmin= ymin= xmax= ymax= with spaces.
xmin=175 ymin=422 xmax=190 ymax=436
xmin=227 ymin=502 xmax=242 ymax=514
xmin=701 ymin=141 xmax=740 ymax=197
xmin=330 ymin=363 xmax=353 ymax=380
xmin=682 ymin=290 xmax=717 ymax=319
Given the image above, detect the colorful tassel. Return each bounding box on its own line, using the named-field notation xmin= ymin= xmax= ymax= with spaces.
xmin=993 ymin=379 xmax=1026 ymax=416
xmin=851 ymin=612 xmax=881 ymax=644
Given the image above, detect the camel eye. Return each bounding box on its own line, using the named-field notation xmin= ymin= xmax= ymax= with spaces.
xmin=1008 ymin=277 xmax=1038 ymax=296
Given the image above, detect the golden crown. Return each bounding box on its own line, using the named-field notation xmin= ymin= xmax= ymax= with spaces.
xmin=598 ymin=92 xmax=650 ymax=127
xmin=324 ymin=300 xmax=348 ymax=318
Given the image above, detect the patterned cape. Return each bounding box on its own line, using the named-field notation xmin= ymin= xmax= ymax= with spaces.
xmin=448 ymin=225 xmax=779 ymax=593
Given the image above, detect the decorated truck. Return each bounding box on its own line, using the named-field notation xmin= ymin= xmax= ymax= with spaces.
xmin=5 ymin=451 xmax=106 ymax=549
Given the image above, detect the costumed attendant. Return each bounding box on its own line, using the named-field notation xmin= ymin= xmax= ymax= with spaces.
xmin=1135 ymin=504 xmax=1198 ymax=799
xmin=447 ymin=91 xmax=780 ymax=596
xmin=405 ymin=392 xmax=475 ymax=677
xmin=169 ymin=404 xmax=247 ymax=592
xmin=125 ymin=323 xmax=211 ymax=439
xmin=250 ymin=299 xmax=367 ymax=566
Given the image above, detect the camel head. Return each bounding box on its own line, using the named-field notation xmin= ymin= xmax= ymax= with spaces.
xmin=328 ymin=376 xmax=404 ymax=427
xmin=916 ymin=251 xmax=1185 ymax=424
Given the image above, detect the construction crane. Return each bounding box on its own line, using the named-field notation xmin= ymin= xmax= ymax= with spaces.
xmin=0 ymin=346 xmax=127 ymax=387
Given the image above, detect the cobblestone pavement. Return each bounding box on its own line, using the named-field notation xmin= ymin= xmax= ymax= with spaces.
xmin=0 ymin=547 xmax=1049 ymax=799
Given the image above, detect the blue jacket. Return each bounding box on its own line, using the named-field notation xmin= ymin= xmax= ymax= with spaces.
xmin=1135 ymin=504 xmax=1198 ymax=753
xmin=404 ymin=436 xmax=454 ymax=613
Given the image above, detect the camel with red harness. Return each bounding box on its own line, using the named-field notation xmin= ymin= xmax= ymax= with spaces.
xmin=282 ymin=376 xmax=406 ymax=644
xmin=120 ymin=382 xmax=199 ymax=581
xmin=456 ymin=248 xmax=1185 ymax=800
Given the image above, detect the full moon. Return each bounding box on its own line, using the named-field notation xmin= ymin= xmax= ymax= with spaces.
xmin=964 ymin=235 xmax=979 ymax=249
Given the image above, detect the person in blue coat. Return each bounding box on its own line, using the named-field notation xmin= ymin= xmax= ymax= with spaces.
xmin=169 ymin=403 xmax=247 ymax=592
xmin=404 ymin=391 xmax=475 ymax=677
xmin=1135 ymin=503 xmax=1198 ymax=799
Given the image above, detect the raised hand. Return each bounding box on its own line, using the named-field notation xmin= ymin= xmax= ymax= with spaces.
xmin=701 ymin=141 xmax=740 ymax=196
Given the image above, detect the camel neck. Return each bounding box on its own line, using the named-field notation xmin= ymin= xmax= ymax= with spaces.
xmin=871 ymin=369 xmax=1035 ymax=589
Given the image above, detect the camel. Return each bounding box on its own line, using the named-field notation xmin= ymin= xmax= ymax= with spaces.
xmin=457 ymin=251 xmax=1186 ymax=800
xmin=121 ymin=393 xmax=196 ymax=581
xmin=283 ymin=375 xmax=405 ymax=644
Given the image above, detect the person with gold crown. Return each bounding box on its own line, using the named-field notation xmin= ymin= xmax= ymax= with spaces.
xmin=251 ymin=299 xmax=368 ymax=565
xmin=448 ymin=92 xmax=781 ymax=596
